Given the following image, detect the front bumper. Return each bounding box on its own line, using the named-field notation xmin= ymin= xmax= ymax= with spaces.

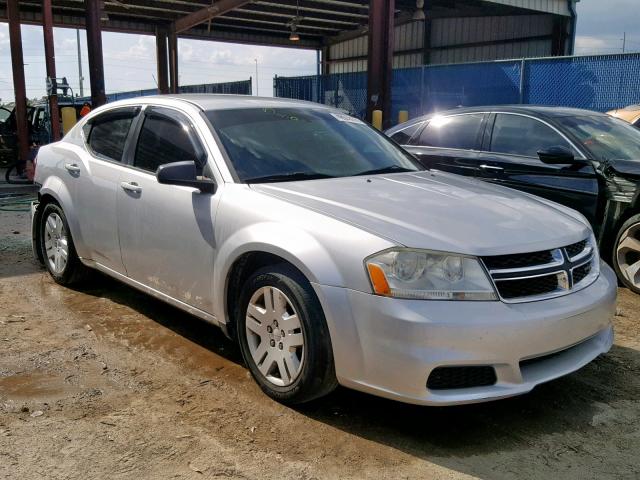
xmin=313 ymin=262 xmax=616 ymax=406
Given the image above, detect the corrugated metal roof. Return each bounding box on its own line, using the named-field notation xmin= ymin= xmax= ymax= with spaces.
xmin=483 ymin=0 xmax=572 ymax=16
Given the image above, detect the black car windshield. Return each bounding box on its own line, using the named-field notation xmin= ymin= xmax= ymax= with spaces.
xmin=204 ymin=107 xmax=422 ymax=183
xmin=557 ymin=115 xmax=640 ymax=161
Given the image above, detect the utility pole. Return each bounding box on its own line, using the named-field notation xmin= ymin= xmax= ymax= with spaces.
xmin=76 ymin=29 xmax=84 ymax=97
xmin=254 ymin=58 xmax=259 ymax=96
xmin=623 ymin=32 xmax=627 ymax=53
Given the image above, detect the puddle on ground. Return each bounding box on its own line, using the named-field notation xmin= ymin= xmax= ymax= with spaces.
xmin=0 ymin=372 xmax=78 ymax=402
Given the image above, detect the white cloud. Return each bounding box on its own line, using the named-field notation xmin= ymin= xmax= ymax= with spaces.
xmin=574 ymin=34 xmax=626 ymax=54
xmin=105 ymin=35 xmax=154 ymax=61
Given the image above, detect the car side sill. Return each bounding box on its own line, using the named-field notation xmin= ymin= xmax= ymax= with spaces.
xmin=81 ymin=258 xmax=221 ymax=328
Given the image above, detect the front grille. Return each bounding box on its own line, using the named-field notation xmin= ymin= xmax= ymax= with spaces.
xmin=427 ymin=366 xmax=497 ymax=390
xmin=482 ymin=237 xmax=596 ymax=302
xmin=573 ymin=262 xmax=591 ymax=284
xmin=496 ymin=274 xmax=559 ymax=300
xmin=483 ymin=250 xmax=553 ymax=270
xmin=566 ymin=240 xmax=588 ymax=258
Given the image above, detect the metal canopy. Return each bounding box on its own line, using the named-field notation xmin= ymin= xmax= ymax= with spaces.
xmin=0 ymin=0 xmax=534 ymax=49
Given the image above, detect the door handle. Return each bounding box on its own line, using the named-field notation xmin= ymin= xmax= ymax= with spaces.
xmin=64 ymin=163 xmax=81 ymax=173
xmin=479 ymin=164 xmax=504 ymax=171
xmin=120 ymin=181 xmax=142 ymax=194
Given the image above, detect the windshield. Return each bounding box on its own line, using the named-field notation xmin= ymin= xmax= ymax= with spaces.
xmin=557 ymin=115 xmax=640 ymax=161
xmin=205 ymin=107 xmax=421 ymax=183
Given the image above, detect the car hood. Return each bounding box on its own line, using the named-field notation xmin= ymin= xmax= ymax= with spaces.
xmin=606 ymin=159 xmax=640 ymax=178
xmin=251 ymin=171 xmax=591 ymax=256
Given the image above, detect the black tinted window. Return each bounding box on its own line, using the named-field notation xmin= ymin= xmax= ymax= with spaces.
xmin=491 ymin=114 xmax=570 ymax=157
xmin=389 ymin=122 xmax=423 ymax=145
xmin=87 ymin=111 xmax=136 ymax=161
xmin=416 ymin=114 xmax=483 ymax=149
xmin=134 ymin=112 xmax=201 ymax=172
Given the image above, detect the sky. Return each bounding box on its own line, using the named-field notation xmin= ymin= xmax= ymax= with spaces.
xmin=574 ymin=0 xmax=640 ymax=55
xmin=0 ymin=0 xmax=638 ymax=103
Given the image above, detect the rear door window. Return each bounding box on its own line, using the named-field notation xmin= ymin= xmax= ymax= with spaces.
xmin=84 ymin=108 xmax=138 ymax=162
xmin=133 ymin=109 xmax=203 ymax=173
xmin=415 ymin=114 xmax=484 ymax=150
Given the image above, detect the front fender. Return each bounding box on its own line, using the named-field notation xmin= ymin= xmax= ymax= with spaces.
xmin=212 ymin=221 xmax=345 ymax=324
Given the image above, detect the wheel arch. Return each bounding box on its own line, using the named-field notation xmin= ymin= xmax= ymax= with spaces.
xmin=222 ymin=251 xmax=310 ymax=339
xmin=214 ymin=224 xmax=345 ymax=338
xmin=37 ymin=177 xmax=88 ymax=259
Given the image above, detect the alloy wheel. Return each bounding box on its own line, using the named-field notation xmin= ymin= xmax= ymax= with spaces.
xmin=44 ymin=212 xmax=69 ymax=275
xmin=245 ymin=286 xmax=305 ymax=387
xmin=616 ymin=222 xmax=640 ymax=288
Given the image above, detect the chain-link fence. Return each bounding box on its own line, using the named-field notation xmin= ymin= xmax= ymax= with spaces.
xmin=274 ymin=72 xmax=367 ymax=118
xmin=274 ymin=53 xmax=640 ymax=124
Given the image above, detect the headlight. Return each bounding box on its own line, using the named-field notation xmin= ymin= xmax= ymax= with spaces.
xmin=365 ymin=249 xmax=498 ymax=301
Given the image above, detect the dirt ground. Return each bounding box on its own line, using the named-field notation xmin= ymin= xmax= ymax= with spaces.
xmin=1 ymin=193 xmax=639 ymax=480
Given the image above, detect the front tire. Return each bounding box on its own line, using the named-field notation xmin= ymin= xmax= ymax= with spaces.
xmin=39 ymin=203 xmax=90 ymax=285
xmin=236 ymin=265 xmax=337 ymax=404
xmin=613 ymin=214 xmax=640 ymax=294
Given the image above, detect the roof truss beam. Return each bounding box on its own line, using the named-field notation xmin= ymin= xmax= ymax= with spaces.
xmin=173 ymin=0 xmax=251 ymax=33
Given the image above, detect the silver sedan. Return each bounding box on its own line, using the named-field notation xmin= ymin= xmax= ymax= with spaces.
xmin=31 ymin=96 xmax=616 ymax=405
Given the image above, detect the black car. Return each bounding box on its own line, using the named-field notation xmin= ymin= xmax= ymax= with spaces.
xmin=386 ymin=105 xmax=640 ymax=293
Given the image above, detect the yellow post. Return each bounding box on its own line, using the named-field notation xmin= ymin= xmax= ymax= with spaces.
xmin=372 ymin=109 xmax=383 ymax=130
xmin=61 ymin=106 xmax=77 ymax=135
xmin=398 ymin=110 xmax=409 ymax=125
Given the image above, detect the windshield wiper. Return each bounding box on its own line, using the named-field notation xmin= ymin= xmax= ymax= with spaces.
xmin=353 ymin=165 xmax=417 ymax=176
xmin=244 ymin=172 xmax=335 ymax=184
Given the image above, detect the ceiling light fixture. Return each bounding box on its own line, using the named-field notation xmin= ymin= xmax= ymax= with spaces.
xmin=289 ymin=0 xmax=301 ymax=41
xmin=412 ymin=0 xmax=425 ymax=21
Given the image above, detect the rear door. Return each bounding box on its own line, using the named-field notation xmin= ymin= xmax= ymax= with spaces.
xmin=117 ymin=106 xmax=220 ymax=314
xmin=479 ymin=112 xmax=599 ymax=224
xmin=403 ymin=113 xmax=487 ymax=177
xmin=74 ymin=106 xmax=140 ymax=273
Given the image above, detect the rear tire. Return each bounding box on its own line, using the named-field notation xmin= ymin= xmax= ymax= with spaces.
xmin=39 ymin=202 xmax=91 ymax=285
xmin=613 ymin=214 xmax=640 ymax=294
xmin=236 ymin=264 xmax=337 ymax=404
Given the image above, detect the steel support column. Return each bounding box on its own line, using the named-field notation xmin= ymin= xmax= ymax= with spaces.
xmin=43 ymin=0 xmax=61 ymax=141
xmin=168 ymin=30 xmax=179 ymax=94
xmin=156 ymin=27 xmax=169 ymax=94
xmin=7 ymin=0 xmax=29 ymax=168
xmin=366 ymin=0 xmax=395 ymax=126
xmin=85 ymin=0 xmax=106 ymax=107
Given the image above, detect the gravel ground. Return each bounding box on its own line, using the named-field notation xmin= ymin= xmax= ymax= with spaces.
xmin=1 ymin=196 xmax=639 ymax=480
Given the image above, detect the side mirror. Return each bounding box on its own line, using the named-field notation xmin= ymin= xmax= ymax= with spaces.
xmin=537 ymin=146 xmax=576 ymax=164
xmin=156 ymin=161 xmax=216 ymax=194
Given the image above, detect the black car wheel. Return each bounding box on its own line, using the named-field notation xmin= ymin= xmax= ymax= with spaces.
xmin=613 ymin=214 xmax=640 ymax=294
xmin=236 ymin=264 xmax=337 ymax=404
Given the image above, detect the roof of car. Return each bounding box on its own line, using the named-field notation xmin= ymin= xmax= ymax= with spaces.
xmin=388 ymin=105 xmax=608 ymax=131
xmin=150 ymin=94 xmax=335 ymax=111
